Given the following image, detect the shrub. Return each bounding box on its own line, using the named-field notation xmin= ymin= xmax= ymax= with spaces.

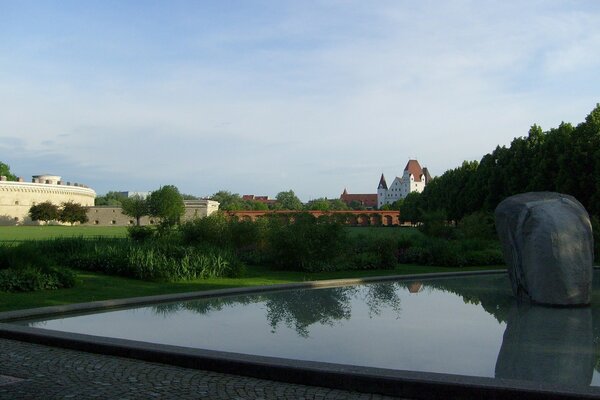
xmin=350 ymin=235 xmax=397 ymax=269
xmin=127 ymin=225 xmax=155 ymax=241
xmin=266 ymin=213 xmax=350 ymax=272
xmin=457 ymin=211 xmax=496 ymax=240
xmin=419 ymin=209 xmax=454 ymax=238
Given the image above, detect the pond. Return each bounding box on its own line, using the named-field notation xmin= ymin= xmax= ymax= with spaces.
xmin=13 ymin=272 xmax=600 ymax=390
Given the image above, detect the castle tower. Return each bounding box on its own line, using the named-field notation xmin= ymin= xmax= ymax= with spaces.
xmin=377 ymin=173 xmax=388 ymax=209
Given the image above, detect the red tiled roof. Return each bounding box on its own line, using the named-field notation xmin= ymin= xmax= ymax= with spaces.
xmin=340 ymin=192 xmax=378 ymax=207
xmin=404 ymin=159 xmax=424 ymax=182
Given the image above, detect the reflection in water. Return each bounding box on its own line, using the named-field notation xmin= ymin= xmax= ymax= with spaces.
xmin=427 ymin=275 xmax=599 ymax=384
xmin=151 ymin=284 xmax=404 ymax=337
xmin=266 ymin=287 xmax=356 ymax=337
xmin=495 ymin=304 xmax=594 ymax=385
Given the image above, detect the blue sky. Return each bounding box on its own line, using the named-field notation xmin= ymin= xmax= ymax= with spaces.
xmin=1 ymin=1 xmax=599 ymax=200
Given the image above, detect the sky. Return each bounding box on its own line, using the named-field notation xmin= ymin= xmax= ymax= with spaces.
xmin=1 ymin=1 xmax=599 ymax=201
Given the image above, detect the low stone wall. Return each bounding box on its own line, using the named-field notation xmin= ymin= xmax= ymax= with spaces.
xmin=0 ymin=180 xmax=96 ymax=226
xmin=84 ymin=200 xmax=220 ymax=226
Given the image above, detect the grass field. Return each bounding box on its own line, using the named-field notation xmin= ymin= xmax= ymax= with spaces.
xmin=0 ymin=225 xmax=128 ymax=242
xmin=0 ymin=264 xmax=504 ymax=312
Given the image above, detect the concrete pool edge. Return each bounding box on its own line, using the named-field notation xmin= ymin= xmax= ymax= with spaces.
xmin=1 ymin=269 xmax=599 ymax=400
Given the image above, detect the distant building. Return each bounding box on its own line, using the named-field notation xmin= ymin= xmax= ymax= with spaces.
xmin=242 ymin=195 xmax=277 ymax=206
xmin=377 ymin=160 xmax=431 ymax=208
xmin=118 ymin=191 xmax=152 ymax=199
xmin=339 ymin=189 xmax=377 ymax=209
xmin=0 ymin=174 xmax=95 ymax=225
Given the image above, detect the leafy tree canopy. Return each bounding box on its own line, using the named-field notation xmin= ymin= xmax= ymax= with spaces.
xmin=147 ymin=185 xmax=185 ymax=228
xmin=0 ymin=162 xmax=17 ymax=181
xmin=59 ymin=201 xmax=89 ymax=225
xmin=275 ymin=190 xmax=303 ymax=210
xmin=210 ymin=190 xmax=245 ymax=211
xmin=29 ymin=201 xmax=59 ymax=223
xmin=121 ymin=195 xmax=149 ymax=226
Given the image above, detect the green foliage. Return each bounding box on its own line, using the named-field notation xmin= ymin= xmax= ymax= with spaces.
xmin=399 ymin=192 xmax=421 ymax=223
xmin=147 ymin=185 xmax=185 ymax=229
xmin=3 ymin=237 xmax=244 ymax=284
xmin=29 ymin=201 xmax=59 ymax=223
xmin=266 ymin=213 xmax=349 ymax=272
xmin=121 ymin=195 xmax=148 ymax=226
xmin=457 ymin=211 xmax=496 ymax=240
xmin=0 ymin=161 xmax=17 ymax=181
xmin=210 ymin=190 xmax=245 ymax=210
xmin=95 ymin=191 xmax=127 ymax=206
xmin=418 ymin=209 xmax=453 ymax=238
xmin=0 ymin=243 xmax=76 ymax=292
xmin=127 ymin=225 xmax=155 ymax=241
xmin=349 ymin=200 xmax=366 ymax=210
xmin=59 ymin=201 xmax=89 ymax=225
xmin=275 ymin=190 xmax=303 ymax=210
xmin=397 ymin=237 xmax=503 ymax=267
xmin=305 ymin=198 xmax=331 ymax=211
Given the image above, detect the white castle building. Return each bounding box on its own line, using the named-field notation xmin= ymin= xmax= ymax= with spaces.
xmin=377 ymin=160 xmax=431 ymax=208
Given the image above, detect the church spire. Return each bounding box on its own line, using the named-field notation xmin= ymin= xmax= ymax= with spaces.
xmin=378 ymin=173 xmax=388 ymax=190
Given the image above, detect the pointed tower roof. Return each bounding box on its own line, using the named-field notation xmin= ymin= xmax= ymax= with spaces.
xmin=404 ymin=160 xmax=424 ymax=182
xmin=378 ymin=173 xmax=388 ymax=189
xmin=342 ymin=188 xmax=348 ymax=195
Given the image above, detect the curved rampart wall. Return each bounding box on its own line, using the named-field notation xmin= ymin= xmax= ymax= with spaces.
xmin=0 ymin=181 xmax=96 ymax=225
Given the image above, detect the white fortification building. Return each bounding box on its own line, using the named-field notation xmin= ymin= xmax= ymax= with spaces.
xmin=0 ymin=174 xmax=96 ymax=225
xmin=377 ymin=160 xmax=432 ymax=208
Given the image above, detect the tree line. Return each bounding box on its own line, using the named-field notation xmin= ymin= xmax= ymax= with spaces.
xmin=400 ymin=104 xmax=600 ymax=223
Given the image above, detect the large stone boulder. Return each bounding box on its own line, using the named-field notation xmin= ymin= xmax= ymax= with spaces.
xmin=495 ymin=192 xmax=593 ymax=306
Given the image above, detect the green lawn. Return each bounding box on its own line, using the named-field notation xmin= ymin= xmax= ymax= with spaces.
xmin=0 ymin=225 xmax=128 ymax=242
xmin=0 ymin=264 xmax=505 ymax=312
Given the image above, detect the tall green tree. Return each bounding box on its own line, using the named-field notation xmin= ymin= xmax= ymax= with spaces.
xmin=29 ymin=201 xmax=59 ymax=224
xmin=59 ymin=202 xmax=89 ymax=225
xmin=147 ymin=185 xmax=185 ymax=228
xmin=0 ymin=162 xmax=17 ymax=181
xmin=210 ymin=190 xmax=244 ymax=210
xmin=121 ymin=195 xmax=148 ymax=226
xmin=275 ymin=190 xmax=303 ymax=210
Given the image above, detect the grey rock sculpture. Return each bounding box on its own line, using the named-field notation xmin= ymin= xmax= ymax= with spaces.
xmin=495 ymin=192 xmax=593 ymax=306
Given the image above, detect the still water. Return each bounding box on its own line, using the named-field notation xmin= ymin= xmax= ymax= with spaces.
xmin=15 ymin=273 xmax=600 ymax=388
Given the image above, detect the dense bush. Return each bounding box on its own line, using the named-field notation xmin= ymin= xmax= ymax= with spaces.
xmin=0 ymin=244 xmax=76 ymax=292
xmin=397 ymin=236 xmax=503 ymax=267
xmin=127 ymin=225 xmax=155 ymax=241
xmin=0 ymin=237 xmax=244 ymax=289
xmin=266 ymin=213 xmax=350 ymax=272
xmin=457 ymin=211 xmax=496 ymax=240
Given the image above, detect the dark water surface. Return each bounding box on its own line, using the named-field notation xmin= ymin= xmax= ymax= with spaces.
xmin=16 ymin=273 xmax=600 ymax=388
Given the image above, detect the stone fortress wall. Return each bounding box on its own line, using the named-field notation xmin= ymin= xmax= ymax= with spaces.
xmin=0 ymin=175 xmax=96 ymax=225
xmin=85 ymin=200 xmax=220 ymax=226
xmin=0 ymin=174 xmax=219 ymax=226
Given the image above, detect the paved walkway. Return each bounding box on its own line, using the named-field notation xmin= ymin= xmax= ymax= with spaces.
xmin=0 ymin=339 xmax=401 ymax=399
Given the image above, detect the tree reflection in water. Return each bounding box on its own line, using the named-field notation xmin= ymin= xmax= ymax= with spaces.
xmin=152 ymin=283 xmax=404 ymax=337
